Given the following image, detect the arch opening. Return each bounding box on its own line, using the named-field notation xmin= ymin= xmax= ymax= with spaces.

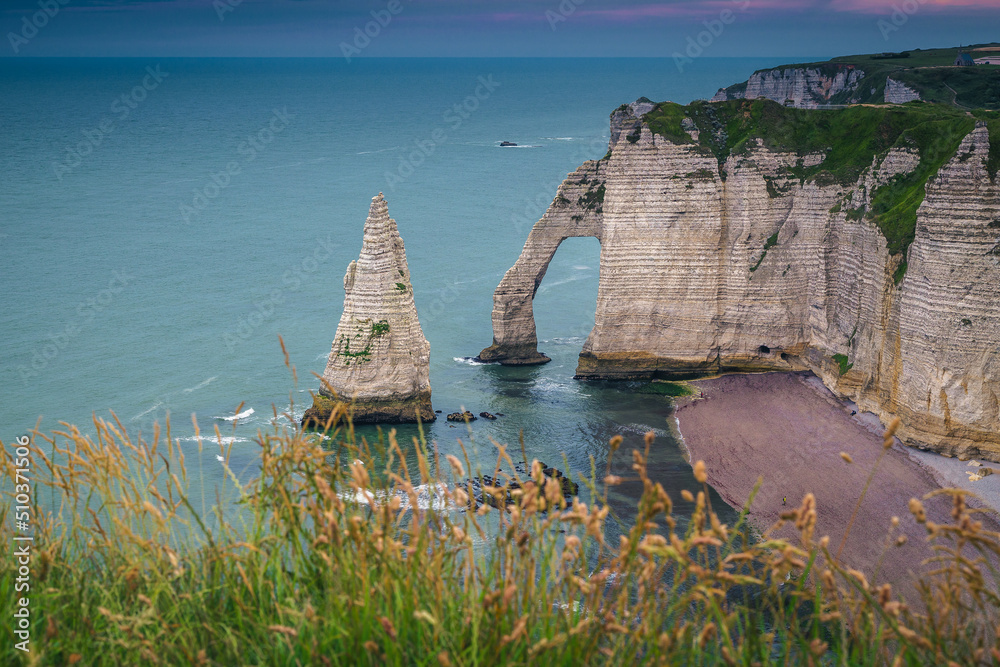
xmin=532 ymin=236 xmax=602 ymax=359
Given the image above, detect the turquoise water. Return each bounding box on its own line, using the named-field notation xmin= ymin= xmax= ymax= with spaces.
xmin=1 ymin=57 xmax=792 ymax=533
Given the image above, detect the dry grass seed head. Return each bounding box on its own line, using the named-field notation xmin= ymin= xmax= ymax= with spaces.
xmin=884 ymin=417 xmax=901 ymax=449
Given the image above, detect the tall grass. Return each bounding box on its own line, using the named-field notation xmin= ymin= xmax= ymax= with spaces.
xmin=4 ymin=363 xmax=1000 ymax=664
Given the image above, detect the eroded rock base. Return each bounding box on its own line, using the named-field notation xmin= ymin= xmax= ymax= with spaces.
xmin=301 ymin=391 xmax=435 ymax=428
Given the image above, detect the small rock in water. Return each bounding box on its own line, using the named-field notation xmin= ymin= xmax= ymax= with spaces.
xmin=968 ymin=460 xmax=982 ymax=467
xmin=435 ymin=410 xmax=442 ymax=414
xmin=447 ymin=411 xmax=477 ymax=422
xmin=542 ymin=466 xmax=580 ymax=496
xmin=479 ymin=411 xmax=497 ymax=420
xmin=496 ymin=413 xmax=505 ymax=417
xmin=463 ymin=461 xmax=581 ymax=511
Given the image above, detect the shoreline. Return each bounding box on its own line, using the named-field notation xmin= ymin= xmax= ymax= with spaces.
xmin=673 ymin=371 xmax=1000 ymax=604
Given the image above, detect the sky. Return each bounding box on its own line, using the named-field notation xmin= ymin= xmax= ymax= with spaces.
xmin=1 ymin=0 xmax=998 ymax=58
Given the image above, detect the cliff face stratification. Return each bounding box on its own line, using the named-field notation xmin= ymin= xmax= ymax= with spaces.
xmin=712 ymin=65 xmax=868 ymax=108
xmin=482 ymin=100 xmax=1000 ymax=460
xmin=303 ymin=193 xmax=434 ymax=426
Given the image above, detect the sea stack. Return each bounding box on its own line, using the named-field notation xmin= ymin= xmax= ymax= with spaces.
xmin=302 ymin=193 xmax=434 ymax=426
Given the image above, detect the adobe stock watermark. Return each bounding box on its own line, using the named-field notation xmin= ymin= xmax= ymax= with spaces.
xmin=11 ymin=434 xmax=34 ymax=653
xmin=222 ymin=234 xmax=338 ymax=352
xmin=340 ymin=0 xmax=405 ymax=63
xmin=179 ymin=107 xmax=294 ymax=224
xmin=52 ymin=65 xmax=169 ymax=182
xmin=877 ymin=0 xmax=931 ymax=41
xmin=417 ymin=277 xmax=467 ymax=325
xmin=214 ymin=0 xmax=243 ymax=22
xmin=384 ymin=75 xmax=501 ymax=191
xmin=509 ymin=135 xmax=608 ymax=238
xmin=17 ymin=270 xmax=135 ymax=385
xmin=7 ymin=0 xmax=70 ymax=54
xmin=545 ymin=0 xmax=585 ymax=31
xmin=673 ymin=0 xmax=751 ymax=73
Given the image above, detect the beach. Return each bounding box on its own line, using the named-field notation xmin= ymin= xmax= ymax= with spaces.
xmin=674 ymin=371 xmax=1000 ymax=604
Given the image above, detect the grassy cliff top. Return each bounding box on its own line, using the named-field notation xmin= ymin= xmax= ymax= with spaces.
xmin=720 ymin=43 xmax=1000 ymax=110
xmin=642 ymin=99 xmax=998 ymax=258
xmin=772 ymin=44 xmax=998 ymax=71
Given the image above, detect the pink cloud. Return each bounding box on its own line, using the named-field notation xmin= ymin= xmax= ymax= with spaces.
xmin=828 ymin=0 xmax=998 ymax=12
xmin=574 ymin=1 xmax=791 ymax=21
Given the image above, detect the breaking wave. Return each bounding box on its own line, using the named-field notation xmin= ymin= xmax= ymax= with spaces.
xmin=454 ymin=356 xmax=497 ymax=366
xmin=219 ymin=407 xmax=254 ymax=422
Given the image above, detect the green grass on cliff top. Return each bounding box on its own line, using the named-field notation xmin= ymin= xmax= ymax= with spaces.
xmin=644 ymin=99 xmax=983 ymax=256
xmin=795 ymin=44 xmax=991 ymax=73
xmin=984 ymin=112 xmax=1000 ymax=179
xmin=894 ymin=66 xmax=1000 ymax=110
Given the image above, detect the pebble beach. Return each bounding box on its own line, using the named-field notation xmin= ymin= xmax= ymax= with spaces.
xmin=674 ymin=371 xmax=1000 ymax=604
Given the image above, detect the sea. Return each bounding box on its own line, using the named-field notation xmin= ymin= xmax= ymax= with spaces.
xmin=1 ymin=57 xmax=799 ymax=537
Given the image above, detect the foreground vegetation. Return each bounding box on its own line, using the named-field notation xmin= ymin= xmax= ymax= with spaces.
xmin=4 ymin=363 xmax=1000 ymax=664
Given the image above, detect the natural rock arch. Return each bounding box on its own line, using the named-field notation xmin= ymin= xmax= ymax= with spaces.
xmin=477 ymin=161 xmax=605 ymax=365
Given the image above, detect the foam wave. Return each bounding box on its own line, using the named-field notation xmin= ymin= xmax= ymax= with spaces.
xmin=453 ymin=356 xmax=497 ymax=366
xmin=184 ymin=376 xmax=217 ymax=393
xmin=219 ymin=407 xmax=254 ymax=422
xmin=450 ymin=275 xmax=491 ymax=286
xmin=129 ymin=401 xmax=163 ymax=421
xmin=356 ymin=146 xmax=401 ymax=155
xmin=674 ymin=416 xmax=690 ymax=457
xmin=619 ymin=424 xmax=671 ymax=438
xmin=339 ymin=482 xmax=457 ymax=511
xmin=532 ymin=378 xmax=582 ymax=396
xmin=270 ymin=404 xmax=305 ymax=425
xmin=544 ymin=137 xmax=575 ymax=141
xmin=175 ymin=435 xmax=250 ymax=445
xmin=573 ymin=265 xmax=592 ymax=271
xmin=537 ymin=275 xmax=588 ymax=291
xmin=547 ymin=336 xmax=588 ymax=345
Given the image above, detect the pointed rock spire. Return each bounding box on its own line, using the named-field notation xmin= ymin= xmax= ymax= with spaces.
xmin=303 ymin=193 xmax=434 ymax=426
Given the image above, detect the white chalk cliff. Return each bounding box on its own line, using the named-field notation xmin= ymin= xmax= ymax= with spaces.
xmin=304 ymin=193 xmax=434 ymax=425
xmin=884 ymin=78 xmax=921 ymax=104
xmin=482 ymin=102 xmax=1000 ymax=460
xmin=712 ymin=65 xmax=869 ymax=108
xmin=712 ymin=64 xmax=925 ymax=108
